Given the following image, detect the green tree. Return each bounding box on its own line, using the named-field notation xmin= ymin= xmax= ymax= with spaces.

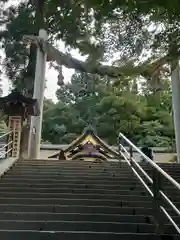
xmin=43 ymin=72 xmax=174 ymax=146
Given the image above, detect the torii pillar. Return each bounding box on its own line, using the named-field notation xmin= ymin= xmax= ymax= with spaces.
xmin=171 ymin=61 xmax=180 ymax=163
xmin=28 ymin=29 xmax=48 ymax=159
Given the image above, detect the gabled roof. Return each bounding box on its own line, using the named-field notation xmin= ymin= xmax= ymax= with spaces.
xmin=49 ymin=125 xmax=119 ymax=160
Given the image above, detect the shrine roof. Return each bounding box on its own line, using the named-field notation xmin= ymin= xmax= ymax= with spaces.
xmin=49 ymin=125 xmax=119 ymax=160
xmin=0 ymin=91 xmax=40 ymax=116
xmin=0 ymin=91 xmax=36 ymax=105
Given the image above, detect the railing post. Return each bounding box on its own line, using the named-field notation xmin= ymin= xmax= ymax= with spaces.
xmin=153 ymin=169 xmax=161 ymax=200
xmin=129 ymin=146 xmax=133 ymax=165
xmin=152 ymin=168 xmax=164 ymax=232
xmin=5 ymin=136 xmax=8 ymax=159
xmin=118 ymin=135 xmax=122 ymax=166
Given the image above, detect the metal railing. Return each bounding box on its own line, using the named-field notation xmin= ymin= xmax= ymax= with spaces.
xmin=118 ymin=132 xmax=180 ymax=234
xmin=0 ymin=131 xmax=13 ymax=159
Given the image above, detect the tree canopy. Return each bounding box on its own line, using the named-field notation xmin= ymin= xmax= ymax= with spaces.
xmin=0 ymin=0 xmax=177 ymax=146
xmin=42 ymin=72 xmax=174 ymax=147
xmin=1 ymin=0 xmax=180 ymax=91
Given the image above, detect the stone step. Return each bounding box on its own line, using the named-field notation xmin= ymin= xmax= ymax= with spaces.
xmin=144 ymin=164 xmax=180 ymax=168
xmin=141 ymin=168 xmax=180 ymax=174
xmin=4 ymin=173 xmax=137 ymax=180
xmin=21 ymin=159 xmax=110 ymax=163
xmin=143 ymin=167 xmax=180 ymax=172
xmin=14 ymin=164 xmax=128 ymax=170
xmin=5 ymin=173 xmax=180 ymax=185
xmin=12 ymin=165 xmax=110 ymax=169
xmin=19 ymin=160 xmax=121 ymax=165
xmin=0 ymin=192 xmax=151 ymax=201
xmin=161 ymin=169 xmax=180 ymax=173
xmin=11 ymin=170 xmax=132 ymax=175
xmin=12 ymin=167 xmax=130 ymax=172
xmin=0 ymin=197 xmax=153 ymax=208
xmin=15 ymin=162 xmax=119 ymax=166
xmin=6 ymin=171 xmax=134 ymax=177
xmin=12 ymin=167 xmax=133 ymax=174
xmin=130 ymin=170 xmax=180 ymax=179
xmin=141 ymin=170 xmax=180 ymax=179
xmin=0 ymin=212 xmax=154 ymax=223
xmin=0 ymin=220 xmax=157 ymax=233
xmin=0 ymin=204 xmax=154 ymax=215
xmin=0 ymin=187 xmax=172 ymax=199
xmin=0 ymin=231 xmax=178 ymax=240
xmin=0 ymin=187 xmax=147 ymax=195
xmin=1 ymin=179 xmax=177 ymax=194
xmin=0 ymin=178 xmax=140 ymax=184
xmin=14 ymin=162 xmax=128 ymax=167
xmin=0 ymin=219 xmax=177 ymax=234
xmin=0 ymin=182 xmax=141 ymax=190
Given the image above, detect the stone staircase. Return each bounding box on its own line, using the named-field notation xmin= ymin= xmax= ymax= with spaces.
xmin=0 ymin=159 xmax=178 ymax=239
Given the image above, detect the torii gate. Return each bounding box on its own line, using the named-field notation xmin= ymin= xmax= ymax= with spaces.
xmin=25 ymin=29 xmax=180 ymax=162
